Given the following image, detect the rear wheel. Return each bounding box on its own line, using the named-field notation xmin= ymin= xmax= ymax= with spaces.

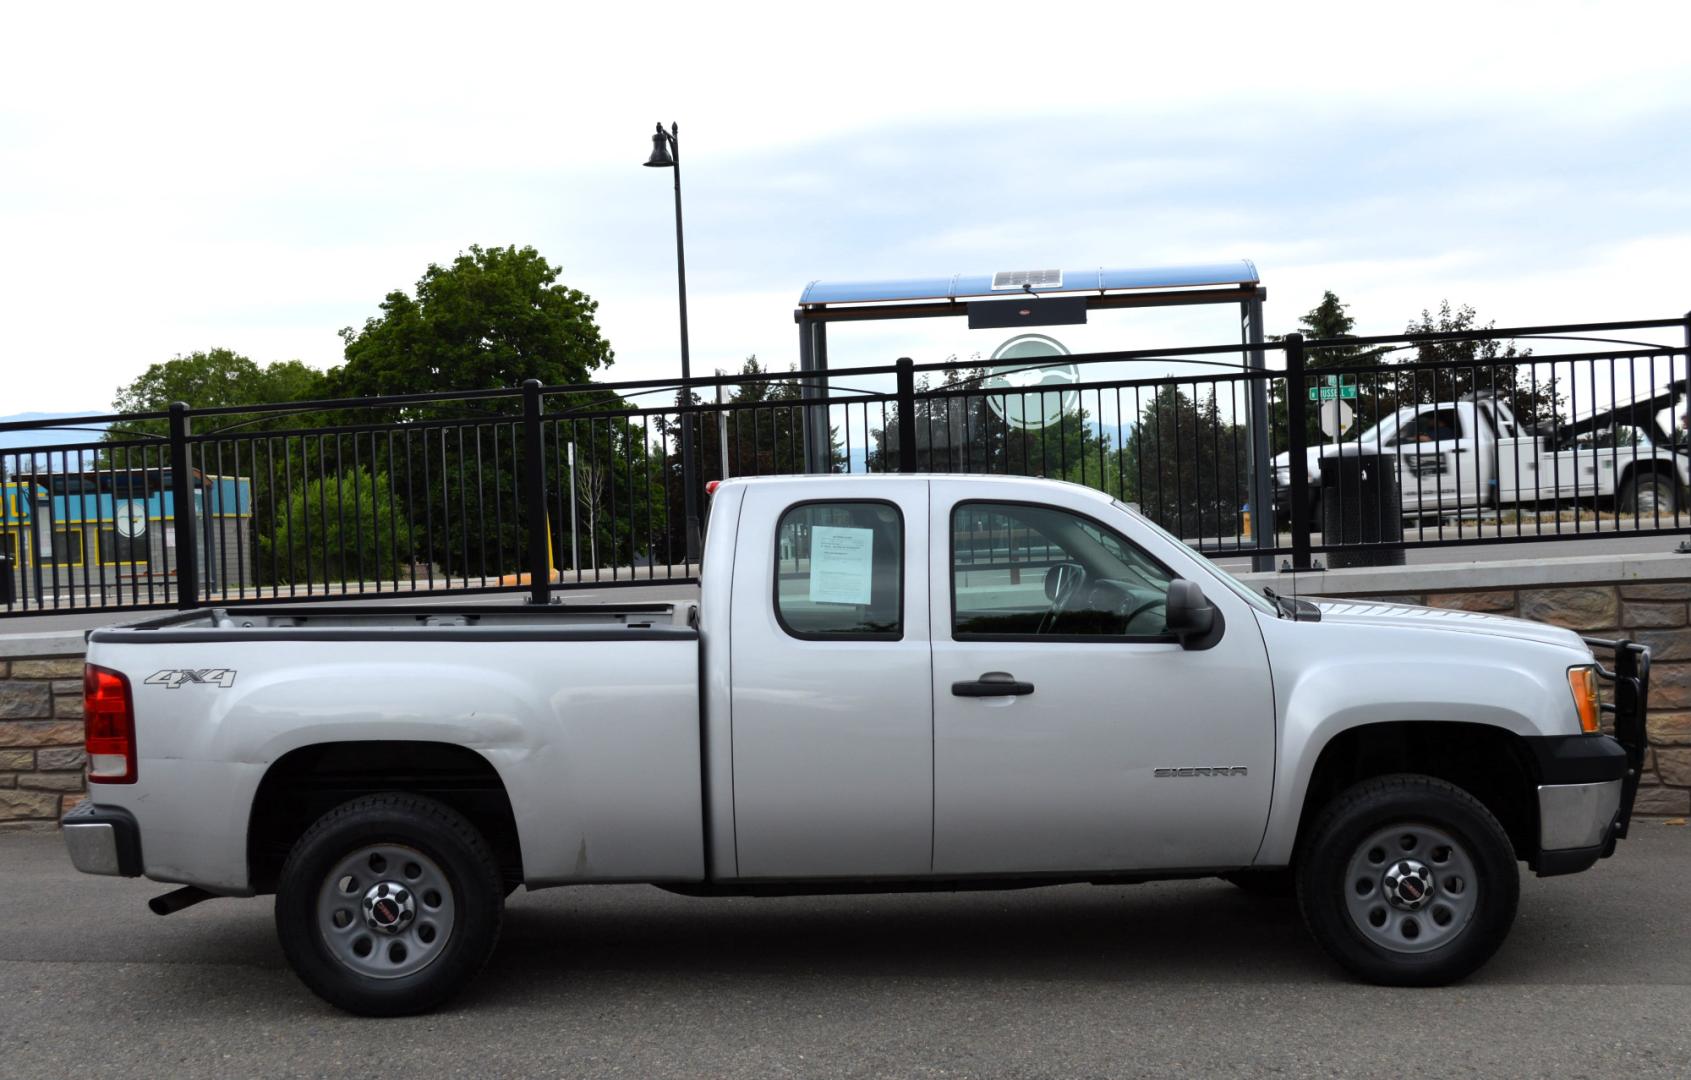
xmin=1297 ymin=774 xmax=1518 ymax=986
xmin=275 ymin=793 xmax=504 ymax=1016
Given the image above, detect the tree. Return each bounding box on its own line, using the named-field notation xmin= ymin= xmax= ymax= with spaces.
xmin=256 ymin=467 xmax=415 ymax=585
xmin=865 ymin=363 xmax=1117 ymax=490
xmin=1269 ymin=291 xmax=1391 ymax=453
xmin=105 ymin=348 xmax=327 ymax=442
xmin=332 ymin=244 xmax=613 ymax=405
xmin=1401 ymin=300 xmax=1554 ymax=428
xmin=649 ymin=357 xmax=841 ymax=561
xmin=328 ymin=245 xmax=626 ymax=576
xmin=1119 ymin=385 xmax=1250 ymax=540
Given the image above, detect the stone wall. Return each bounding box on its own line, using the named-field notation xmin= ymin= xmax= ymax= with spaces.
xmin=0 ymin=637 xmax=87 ymax=827
xmin=1240 ymin=552 xmax=1691 ymax=817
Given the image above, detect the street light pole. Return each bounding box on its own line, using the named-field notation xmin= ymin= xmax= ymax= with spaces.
xmin=645 ymin=121 xmax=701 ymax=564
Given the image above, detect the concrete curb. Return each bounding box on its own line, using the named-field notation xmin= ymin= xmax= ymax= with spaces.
xmin=1236 ymin=550 xmax=1691 ymax=596
xmin=0 ymin=631 xmax=89 ymax=658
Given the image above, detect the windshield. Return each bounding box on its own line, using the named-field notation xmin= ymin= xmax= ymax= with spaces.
xmin=1353 ymin=406 xmax=1417 ymax=447
xmin=1112 ymin=499 xmax=1277 ymax=615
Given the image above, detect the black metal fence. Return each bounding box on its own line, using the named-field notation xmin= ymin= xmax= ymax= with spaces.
xmin=3 ymin=315 xmax=1687 ymax=617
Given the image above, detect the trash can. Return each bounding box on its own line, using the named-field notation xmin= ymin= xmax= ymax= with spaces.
xmin=0 ymin=553 xmax=12 ymax=605
xmin=1321 ymin=453 xmax=1406 ymax=568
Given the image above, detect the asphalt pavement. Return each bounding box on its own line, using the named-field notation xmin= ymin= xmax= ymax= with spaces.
xmin=2 ymin=824 xmax=1688 ymax=1078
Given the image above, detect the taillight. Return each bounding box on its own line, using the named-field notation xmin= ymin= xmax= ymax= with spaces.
xmin=84 ymin=664 xmax=137 ymax=784
xmin=705 ymin=480 xmax=721 ymax=496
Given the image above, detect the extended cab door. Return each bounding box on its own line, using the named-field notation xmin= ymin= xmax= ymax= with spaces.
xmin=728 ymin=479 xmax=933 ymax=879
xmin=927 ymin=485 xmax=1274 ymax=874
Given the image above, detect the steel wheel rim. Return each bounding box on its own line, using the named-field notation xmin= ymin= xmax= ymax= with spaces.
xmin=1636 ymin=482 xmax=1666 ymax=513
xmin=316 ymin=843 xmax=456 ymax=980
xmin=1343 ymin=822 xmax=1478 ymax=955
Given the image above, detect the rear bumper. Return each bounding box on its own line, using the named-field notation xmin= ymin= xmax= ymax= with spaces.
xmin=61 ymin=802 xmax=144 ymax=877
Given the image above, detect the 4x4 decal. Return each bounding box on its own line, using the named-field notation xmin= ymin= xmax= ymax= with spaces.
xmin=145 ymin=669 xmax=238 ymax=689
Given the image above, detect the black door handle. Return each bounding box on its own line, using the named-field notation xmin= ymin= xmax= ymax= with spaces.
xmin=952 ymin=672 xmax=1035 ymax=697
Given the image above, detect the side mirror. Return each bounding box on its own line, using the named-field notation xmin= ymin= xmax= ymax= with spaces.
xmin=1165 ymin=579 xmax=1215 ymax=645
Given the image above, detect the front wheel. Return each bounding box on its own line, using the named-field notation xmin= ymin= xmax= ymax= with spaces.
xmin=1297 ymin=775 xmax=1518 ymax=986
xmin=1620 ymin=473 xmax=1677 ymax=516
xmin=275 ymin=793 xmax=504 ymax=1016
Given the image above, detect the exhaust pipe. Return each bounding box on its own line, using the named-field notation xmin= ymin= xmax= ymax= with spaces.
xmin=148 ymin=885 xmax=217 ymax=916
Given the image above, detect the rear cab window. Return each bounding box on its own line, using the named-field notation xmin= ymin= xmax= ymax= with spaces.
xmin=773 ymin=501 xmax=904 ymax=640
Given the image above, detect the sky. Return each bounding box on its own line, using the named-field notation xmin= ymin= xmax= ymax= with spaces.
xmin=3 ymin=0 xmax=1690 ymax=416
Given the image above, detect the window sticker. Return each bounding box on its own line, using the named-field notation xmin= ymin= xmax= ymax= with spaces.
xmin=808 ymin=525 xmax=875 ymax=605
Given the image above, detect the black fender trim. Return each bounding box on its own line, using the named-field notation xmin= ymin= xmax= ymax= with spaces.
xmin=1522 ymin=733 xmax=1628 ymax=786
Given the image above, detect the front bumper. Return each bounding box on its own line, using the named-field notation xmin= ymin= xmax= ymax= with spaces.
xmin=1525 ymin=637 xmax=1652 ymax=877
xmin=62 ymin=802 xmax=143 ymax=877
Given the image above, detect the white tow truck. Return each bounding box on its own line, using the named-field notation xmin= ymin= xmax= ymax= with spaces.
xmin=1274 ymin=393 xmax=1688 ymax=522
xmin=62 ymin=474 xmax=1649 ymax=1014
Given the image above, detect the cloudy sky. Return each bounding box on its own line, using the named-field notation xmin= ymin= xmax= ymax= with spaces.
xmin=3 ymin=0 xmax=1689 ymax=414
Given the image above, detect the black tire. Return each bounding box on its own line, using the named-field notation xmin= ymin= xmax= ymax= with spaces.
xmin=275 ymin=793 xmax=504 ymax=1016
xmin=1620 ymin=473 xmax=1677 ymax=516
xmin=1296 ymin=774 xmax=1518 ymax=987
xmin=1221 ymin=869 xmax=1295 ymax=898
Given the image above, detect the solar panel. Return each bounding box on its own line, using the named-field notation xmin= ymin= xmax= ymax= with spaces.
xmin=990 ymin=269 xmax=1063 ymax=291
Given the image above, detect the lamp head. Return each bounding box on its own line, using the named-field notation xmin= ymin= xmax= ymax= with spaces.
xmin=644 ymin=127 xmax=675 ymax=168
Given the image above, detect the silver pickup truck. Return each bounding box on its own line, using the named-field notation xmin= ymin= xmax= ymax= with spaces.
xmin=63 ymin=474 xmax=1649 ymax=1015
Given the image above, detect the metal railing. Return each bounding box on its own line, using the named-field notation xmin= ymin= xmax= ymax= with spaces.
xmin=3 ymin=314 xmax=1687 ymax=617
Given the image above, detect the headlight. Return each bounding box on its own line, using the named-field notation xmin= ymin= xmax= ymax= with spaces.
xmin=1567 ymin=666 xmax=1600 ymax=733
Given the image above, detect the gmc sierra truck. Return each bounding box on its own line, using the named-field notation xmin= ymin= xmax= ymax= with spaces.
xmin=62 ymin=474 xmax=1650 ymax=1015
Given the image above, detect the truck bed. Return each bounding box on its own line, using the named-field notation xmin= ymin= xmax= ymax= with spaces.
xmin=90 ymin=601 xmax=697 ymax=642
xmin=83 ymin=600 xmax=706 ymax=891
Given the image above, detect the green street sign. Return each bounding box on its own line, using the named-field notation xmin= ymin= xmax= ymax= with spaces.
xmin=1308 ymin=385 xmax=1358 ymax=401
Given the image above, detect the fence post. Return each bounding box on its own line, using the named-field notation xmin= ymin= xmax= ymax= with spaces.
xmin=1285 ymin=334 xmax=1313 ymax=571
xmin=0 ymin=456 xmax=11 ymax=607
xmin=168 ymin=401 xmax=199 ymax=609
xmin=521 ymin=379 xmax=552 ymax=606
xmin=896 ymin=357 xmax=917 ymax=473
xmin=1679 ymin=311 xmax=1691 ymax=553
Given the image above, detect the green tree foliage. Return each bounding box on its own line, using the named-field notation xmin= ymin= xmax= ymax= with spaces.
xmin=1401 ymin=300 xmax=1553 ymax=428
xmin=549 ymin=415 xmax=669 ymax=571
xmin=333 ymin=244 xmax=613 ymax=404
xmin=101 ymin=349 xmax=331 ymax=587
xmin=1119 ymin=385 xmax=1251 ymax=540
xmin=1269 ymin=292 xmax=1392 ymax=453
xmin=256 ymin=467 xmax=414 ymax=585
xmin=865 ymin=365 xmax=1117 ymax=490
xmin=647 ymin=357 xmax=839 ymax=561
xmin=105 ymin=348 xmax=327 ymax=442
xmin=325 ymin=244 xmax=643 ymax=575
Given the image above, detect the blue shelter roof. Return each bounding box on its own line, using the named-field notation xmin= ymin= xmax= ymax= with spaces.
xmin=798 ymin=261 xmax=1258 ymax=306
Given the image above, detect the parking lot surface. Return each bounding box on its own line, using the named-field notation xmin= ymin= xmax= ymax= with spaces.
xmin=2 ymin=824 xmax=1688 ymax=1078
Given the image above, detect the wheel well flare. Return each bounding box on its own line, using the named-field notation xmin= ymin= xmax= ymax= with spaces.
xmin=248 ymin=741 xmax=522 ymax=894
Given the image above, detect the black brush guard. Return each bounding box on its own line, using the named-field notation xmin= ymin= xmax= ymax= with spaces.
xmin=1582 ymin=636 xmax=1652 ymax=839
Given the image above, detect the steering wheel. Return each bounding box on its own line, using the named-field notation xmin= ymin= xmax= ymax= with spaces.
xmin=1116 ymin=596 xmax=1165 ymax=635
xmin=1036 ymin=563 xmax=1088 ymax=635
